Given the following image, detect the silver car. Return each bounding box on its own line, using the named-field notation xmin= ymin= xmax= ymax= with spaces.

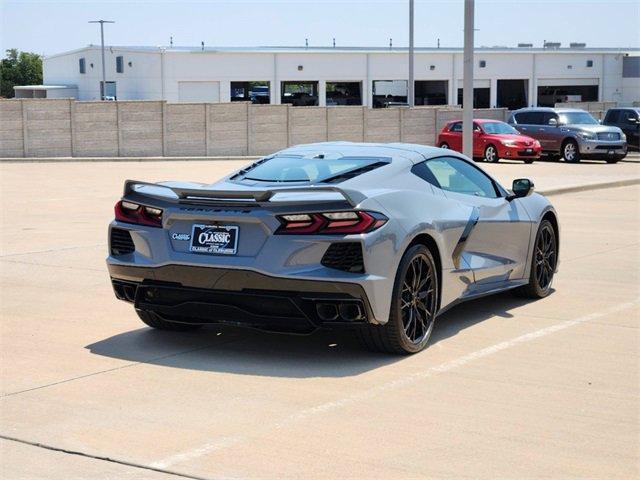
xmin=107 ymin=142 xmax=559 ymax=354
xmin=508 ymin=107 xmax=627 ymax=163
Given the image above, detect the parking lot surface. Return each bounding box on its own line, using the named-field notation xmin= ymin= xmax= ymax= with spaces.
xmin=1 ymin=158 xmax=639 ymax=479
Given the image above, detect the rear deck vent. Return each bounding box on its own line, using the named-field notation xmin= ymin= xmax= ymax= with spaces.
xmin=321 ymin=242 xmax=364 ymax=273
xmin=110 ymin=228 xmax=135 ymax=255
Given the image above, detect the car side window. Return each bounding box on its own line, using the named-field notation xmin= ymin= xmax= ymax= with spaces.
xmin=449 ymin=122 xmax=462 ymax=132
xmin=411 ymin=162 xmax=441 ymax=188
xmin=514 ymin=111 xmax=543 ymax=125
xmin=605 ymin=110 xmax=619 ymax=123
xmin=622 ymin=110 xmax=638 ymax=124
xmin=542 ymin=112 xmax=558 ymax=125
xmin=423 ymin=156 xmax=499 ymax=198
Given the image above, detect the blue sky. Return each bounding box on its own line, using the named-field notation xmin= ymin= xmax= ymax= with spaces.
xmin=1 ymin=0 xmax=638 ymax=56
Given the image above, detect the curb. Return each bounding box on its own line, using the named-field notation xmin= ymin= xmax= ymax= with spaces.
xmin=540 ymin=178 xmax=640 ymax=196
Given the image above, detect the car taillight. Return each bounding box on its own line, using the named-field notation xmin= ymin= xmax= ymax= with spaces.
xmin=276 ymin=211 xmax=387 ymax=235
xmin=114 ymin=200 xmax=163 ymax=227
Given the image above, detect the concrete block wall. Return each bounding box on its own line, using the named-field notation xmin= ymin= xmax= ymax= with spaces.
xmin=0 ymin=99 xmax=514 ymax=157
xmin=165 ymin=103 xmax=206 ymax=156
xmin=23 ymin=99 xmax=72 ymax=157
xmin=248 ymin=105 xmax=288 ymax=155
xmin=554 ymin=101 xmax=617 ymax=118
xmin=118 ymin=101 xmax=164 ymax=156
xmin=72 ymin=102 xmax=118 ymax=156
xmin=400 ymin=107 xmax=437 ymax=146
xmin=0 ymin=101 xmax=24 ymax=157
xmin=207 ymin=103 xmax=248 ymax=156
xmin=327 ymin=107 xmax=364 ymax=142
xmin=364 ymin=108 xmax=401 ymax=143
xmin=288 ymin=107 xmax=328 ymax=146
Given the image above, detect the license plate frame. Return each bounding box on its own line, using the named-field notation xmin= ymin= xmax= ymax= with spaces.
xmin=189 ymin=224 xmax=239 ymax=255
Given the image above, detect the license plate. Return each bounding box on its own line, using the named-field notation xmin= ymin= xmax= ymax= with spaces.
xmin=190 ymin=224 xmax=239 ymax=255
xmin=525 ymin=148 xmax=533 ymax=153
xmin=607 ymin=150 xmax=615 ymax=155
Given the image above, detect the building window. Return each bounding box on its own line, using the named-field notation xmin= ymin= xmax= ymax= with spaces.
xmin=479 ymin=60 xmax=487 ymax=68
xmin=79 ymin=58 xmax=86 ymax=74
xmin=230 ymin=81 xmax=270 ymax=104
xmin=116 ymin=56 xmax=124 ymax=73
xmin=586 ymin=60 xmax=593 ymax=67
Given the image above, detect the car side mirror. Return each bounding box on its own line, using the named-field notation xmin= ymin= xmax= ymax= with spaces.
xmin=507 ymin=178 xmax=534 ymax=201
xmin=548 ymin=118 xmax=558 ymax=126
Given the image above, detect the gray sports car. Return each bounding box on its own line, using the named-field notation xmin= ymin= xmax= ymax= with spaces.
xmin=107 ymin=142 xmax=559 ymax=354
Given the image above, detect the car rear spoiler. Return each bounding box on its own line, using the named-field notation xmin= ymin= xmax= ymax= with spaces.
xmin=123 ymin=179 xmax=366 ymax=208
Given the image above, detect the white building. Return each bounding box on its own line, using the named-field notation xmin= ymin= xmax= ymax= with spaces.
xmin=43 ymin=45 xmax=640 ymax=108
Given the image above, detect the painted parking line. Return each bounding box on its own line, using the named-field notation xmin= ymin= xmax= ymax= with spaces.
xmin=151 ymin=297 xmax=639 ymax=470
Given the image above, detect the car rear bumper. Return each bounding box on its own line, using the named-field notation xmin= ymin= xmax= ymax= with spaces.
xmin=108 ymin=263 xmax=375 ymax=333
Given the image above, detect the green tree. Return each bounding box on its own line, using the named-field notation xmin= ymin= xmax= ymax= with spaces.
xmin=0 ymin=49 xmax=43 ymax=98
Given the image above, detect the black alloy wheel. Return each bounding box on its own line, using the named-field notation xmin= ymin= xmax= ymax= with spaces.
xmin=516 ymin=219 xmax=557 ymax=298
xmin=358 ymin=245 xmax=438 ymax=354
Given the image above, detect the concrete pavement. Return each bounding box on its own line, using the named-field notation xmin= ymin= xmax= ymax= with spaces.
xmin=0 ymin=160 xmax=638 ymax=479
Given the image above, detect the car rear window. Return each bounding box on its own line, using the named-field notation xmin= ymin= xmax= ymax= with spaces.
xmin=514 ymin=111 xmax=544 ymax=125
xmin=232 ymin=155 xmax=390 ymax=183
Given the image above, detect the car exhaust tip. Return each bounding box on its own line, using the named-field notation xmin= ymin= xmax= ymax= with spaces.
xmin=316 ymin=303 xmax=339 ymax=321
xmin=339 ymin=303 xmax=363 ymax=321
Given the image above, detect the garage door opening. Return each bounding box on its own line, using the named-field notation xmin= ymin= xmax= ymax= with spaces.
xmin=457 ymin=87 xmax=490 ymax=108
xmin=281 ymin=81 xmax=319 ymax=106
xmin=537 ymin=85 xmax=598 ymax=107
xmin=100 ymin=81 xmax=117 ymax=100
xmin=373 ymin=80 xmax=408 ymax=108
xmin=326 ymin=82 xmax=362 ymax=106
xmin=415 ymin=81 xmax=448 ymax=105
xmin=497 ymin=79 xmax=528 ymax=110
xmin=231 ymin=82 xmax=270 ymax=104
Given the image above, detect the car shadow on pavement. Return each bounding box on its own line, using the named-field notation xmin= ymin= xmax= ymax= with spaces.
xmin=86 ymin=291 xmax=543 ymax=378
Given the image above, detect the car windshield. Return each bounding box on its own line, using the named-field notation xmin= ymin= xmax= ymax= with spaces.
xmin=481 ymin=122 xmax=520 ymax=135
xmin=238 ymin=155 xmax=389 ymax=183
xmin=559 ymin=112 xmax=599 ymax=125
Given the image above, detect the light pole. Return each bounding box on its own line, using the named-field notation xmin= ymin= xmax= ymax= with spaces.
xmin=89 ymin=20 xmax=115 ymax=100
xmin=408 ymin=0 xmax=415 ymax=107
xmin=462 ymin=0 xmax=474 ymax=158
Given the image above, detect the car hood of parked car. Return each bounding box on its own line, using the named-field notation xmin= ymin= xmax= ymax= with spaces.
xmin=562 ymin=124 xmax=623 ymax=134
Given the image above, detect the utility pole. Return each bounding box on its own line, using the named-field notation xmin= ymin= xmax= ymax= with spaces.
xmin=408 ymin=0 xmax=415 ymax=107
xmin=462 ymin=0 xmax=474 ymax=158
xmin=89 ymin=20 xmax=114 ymax=100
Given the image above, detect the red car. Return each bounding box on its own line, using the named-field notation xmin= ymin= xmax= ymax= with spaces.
xmin=437 ymin=119 xmax=541 ymax=163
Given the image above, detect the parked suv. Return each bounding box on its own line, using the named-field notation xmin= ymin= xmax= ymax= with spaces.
xmin=508 ymin=108 xmax=627 ymax=163
xmin=603 ymin=107 xmax=640 ymax=151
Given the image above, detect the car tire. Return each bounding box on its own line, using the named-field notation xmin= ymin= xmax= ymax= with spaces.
xmin=358 ymin=244 xmax=438 ymax=354
xmin=524 ymin=158 xmax=535 ymax=164
xmin=136 ymin=309 xmax=203 ymax=331
xmin=562 ymin=139 xmax=580 ymax=163
xmin=514 ymin=219 xmax=557 ymax=299
xmin=439 ymin=142 xmax=449 ymax=149
xmin=484 ymin=145 xmax=499 ymax=163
